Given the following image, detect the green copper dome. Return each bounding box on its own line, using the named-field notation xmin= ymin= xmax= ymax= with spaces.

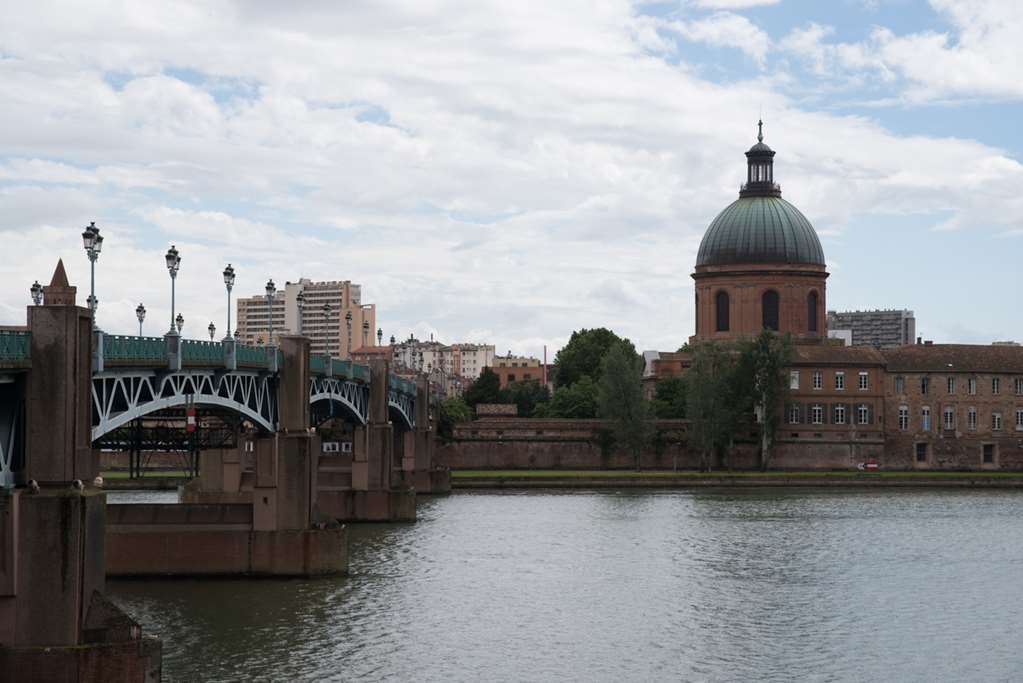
xmin=696 ymin=122 xmax=825 ymax=268
xmin=696 ymin=195 xmax=825 ymax=267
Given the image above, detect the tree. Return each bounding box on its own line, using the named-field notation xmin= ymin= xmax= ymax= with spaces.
xmin=462 ymin=367 xmax=503 ymax=409
xmin=437 ymin=397 xmax=472 ymax=441
xmin=651 ymin=376 xmax=688 ymax=419
xmin=503 ymin=380 xmax=550 ymax=417
xmin=597 ymin=341 xmax=651 ymax=470
xmin=553 ymin=328 xmax=636 ymax=388
xmin=685 ymin=341 xmax=744 ymax=471
xmin=737 ymin=330 xmax=794 ymax=469
xmin=544 ymin=375 xmax=599 ymax=418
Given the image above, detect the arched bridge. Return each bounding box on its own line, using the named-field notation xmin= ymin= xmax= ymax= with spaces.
xmin=2 ymin=332 xmax=417 ymax=447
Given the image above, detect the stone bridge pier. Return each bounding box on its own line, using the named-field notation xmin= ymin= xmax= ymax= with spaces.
xmin=321 ymin=358 xmax=416 ymax=521
xmin=108 ymin=335 xmax=347 ymax=577
xmin=0 ymin=263 xmax=161 ymax=682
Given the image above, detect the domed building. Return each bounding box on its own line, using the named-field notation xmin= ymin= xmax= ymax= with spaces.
xmin=692 ymin=122 xmax=827 ymax=343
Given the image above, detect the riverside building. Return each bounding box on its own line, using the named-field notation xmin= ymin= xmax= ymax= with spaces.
xmin=652 ymin=123 xmax=1023 ymax=470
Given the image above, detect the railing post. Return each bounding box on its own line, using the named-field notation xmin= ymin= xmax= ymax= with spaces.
xmin=325 ymin=354 xmax=333 ymax=377
xmin=223 ymin=337 xmax=237 ymax=370
xmin=92 ymin=329 xmax=104 ymax=373
xmin=268 ymin=345 xmax=279 ymax=373
xmin=165 ymin=331 xmax=182 ymax=371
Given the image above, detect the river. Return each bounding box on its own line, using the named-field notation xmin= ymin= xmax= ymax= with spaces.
xmin=108 ymin=489 xmax=1023 ymax=681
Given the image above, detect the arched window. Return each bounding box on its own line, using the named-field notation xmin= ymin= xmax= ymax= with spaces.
xmin=762 ymin=290 xmax=779 ymax=331
xmin=807 ymin=291 xmax=819 ymax=333
xmin=715 ymin=291 xmax=730 ymax=332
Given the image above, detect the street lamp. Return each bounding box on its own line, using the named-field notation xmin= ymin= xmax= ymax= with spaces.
xmin=30 ymin=281 xmax=43 ymax=306
xmin=362 ymin=319 xmax=369 ymax=350
xmin=345 ymin=310 xmax=353 ymax=359
xmin=165 ymin=245 xmax=181 ymax=334
xmin=176 ymin=313 xmax=184 ymax=334
xmin=208 ymin=321 xmax=216 ymax=341
xmin=389 ymin=334 xmax=395 ymax=345
xmin=322 ymin=302 xmax=332 ymax=356
xmin=296 ymin=291 xmax=305 ymax=335
xmin=136 ymin=303 xmax=146 ymax=336
xmin=223 ymin=263 xmax=235 ymax=340
xmin=265 ymin=279 xmax=276 ymax=346
xmin=81 ymin=221 xmax=103 ymax=328
xmin=377 ymin=327 xmax=383 ymax=346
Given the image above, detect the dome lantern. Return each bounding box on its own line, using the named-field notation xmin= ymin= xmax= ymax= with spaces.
xmin=740 ymin=119 xmax=781 ymax=198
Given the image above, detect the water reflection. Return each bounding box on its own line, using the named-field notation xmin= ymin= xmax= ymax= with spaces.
xmin=109 ymin=489 xmax=1023 ymax=681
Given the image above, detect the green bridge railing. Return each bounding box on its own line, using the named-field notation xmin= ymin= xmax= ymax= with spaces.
xmin=0 ymin=330 xmax=31 ymax=363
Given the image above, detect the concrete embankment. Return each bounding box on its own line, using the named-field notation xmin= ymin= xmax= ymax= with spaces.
xmin=452 ymin=471 xmax=1023 ymax=489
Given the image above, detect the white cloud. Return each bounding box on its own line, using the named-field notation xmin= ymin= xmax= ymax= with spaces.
xmin=690 ymin=0 xmax=780 ymax=8
xmin=670 ymin=12 xmax=771 ymax=67
xmin=0 ymin=0 xmax=1019 ymax=352
xmin=781 ymin=0 xmax=1023 ymax=101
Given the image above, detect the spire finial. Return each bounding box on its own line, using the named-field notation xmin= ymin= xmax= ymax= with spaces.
xmin=757 ymin=119 xmax=764 ymax=143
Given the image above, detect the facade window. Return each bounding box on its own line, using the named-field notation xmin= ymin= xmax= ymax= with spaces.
xmin=1016 ymin=409 xmax=1023 ymax=430
xmin=922 ymin=406 xmax=931 ymax=432
xmin=992 ymin=412 xmax=1003 ymax=431
xmin=790 ymin=370 xmax=800 ymax=390
xmin=807 ymin=291 xmax=818 ymax=333
xmin=508 ymin=373 xmax=516 ymax=382
xmin=921 ymin=377 xmax=929 ymax=395
xmin=968 ymin=408 xmax=977 ymax=431
xmin=789 ymin=404 xmax=800 ymax=424
xmin=715 ymin=291 xmax=730 ymax=332
xmin=993 ymin=377 xmax=1001 ymax=395
xmin=834 ymin=404 xmax=846 ymax=425
xmin=858 ymin=404 xmax=869 ymax=425
xmin=858 ymin=372 xmax=869 ymax=390
xmin=762 ymin=290 xmax=779 ymax=331
xmin=835 ymin=372 xmax=845 ymax=391
xmin=943 ymin=407 xmax=955 ymax=431
xmin=811 ymin=404 xmax=823 ymax=425
xmin=812 ymin=371 xmax=822 ymax=390
xmin=947 ymin=377 xmax=956 ymax=394
xmin=1016 ymin=378 xmax=1023 ymax=395
xmin=895 ymin=376 xmax=905 ymax=394
xmin=898 ymin=406 xmax=909 ymax=431
xmin=915 ymin=443 xmax=928 ymax=463
xmin=982 ymin=444 xmax=996 ymax=465
xmin=968 ymin=378 xmax=977 ymax=395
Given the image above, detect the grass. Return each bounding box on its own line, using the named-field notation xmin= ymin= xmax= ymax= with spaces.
xmin=101 ymin=469 xmax=193 ymax=480
xmin=451 ymin=469 xmax=1023 ymax=479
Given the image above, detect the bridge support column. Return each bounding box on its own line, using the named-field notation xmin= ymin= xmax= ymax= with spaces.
xmin=411 ymin=377 xmax=450 ymax=494
xmin=2 ymin=261 xmax=161 ymax=682
xmin=331 ymin=359 xmax=415 ymax=522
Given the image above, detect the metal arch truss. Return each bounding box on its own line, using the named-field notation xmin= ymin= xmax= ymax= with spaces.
xmin=388 ymin=387 xmax=415 ymax=430
xmin=0 ymin=384 xmax=23 ymax=489
xmin=91 ymin=370 xmax=277 ymax=441
xmin=309 ymin=376 xmax=369 ymax=425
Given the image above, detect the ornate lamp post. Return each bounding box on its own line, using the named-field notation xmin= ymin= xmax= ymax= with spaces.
xmin=30 ymin=280 xmax=43 ymax=306
xmin=176 ymin=313 xmax=184 ymax=334
xmin=208 ymin=321 xmax=216 ymax=341
xmin=223 ymin=264 xmax=235 ymax=339
xmin=81 ymin=221 xmax=103 ymax=328
xmin=322 ymin=302 xmax=332 ymax=356
xmin=362 ymin=319 xmax=369 ymax=350
xmin=377 ymin=327 xmax=383 ymax=346
xmin=136 ymin=303 xmax=146 ymax=336
xmin=389 ymin=334 xmax=396 ymax=345
xmin=165 ymin=245 xmax=181 ymax=334
xmin=345 ymin=310 xmax=353 ymax=359
xmin=296 ymin=291 xmax=305 ymax=335
xmin=265 ymin=279 xmax=276 ymax=346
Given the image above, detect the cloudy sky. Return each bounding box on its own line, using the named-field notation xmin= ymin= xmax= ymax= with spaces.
xmin=2 ymin=0 xmax=1021 ymax=357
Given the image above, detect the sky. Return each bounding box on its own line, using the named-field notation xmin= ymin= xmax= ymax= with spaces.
xmin=1 ymin=0 xmax=1021 ymax=357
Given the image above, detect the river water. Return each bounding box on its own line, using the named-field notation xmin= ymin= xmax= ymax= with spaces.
xmin=109 ymin=489 xmax=1023 ymax=681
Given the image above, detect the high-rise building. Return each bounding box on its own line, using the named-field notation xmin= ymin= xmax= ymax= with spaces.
xmin=235 ymin=278 xmax=377 ymax=357
xmin=826 ymin=309 xmax=916 ymax=348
